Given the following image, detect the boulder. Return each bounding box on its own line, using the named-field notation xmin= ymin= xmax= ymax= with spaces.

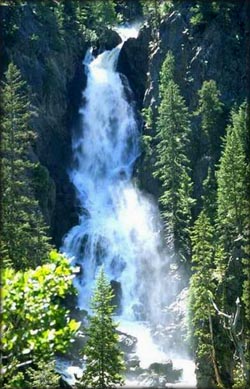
xmin=125 ymin=353 xmax=140 ymax=369
xmin=138 ymin=371 xmax=168 ymax=388
xmin=118 ymin=331 xmax=137 ymax=353
xmin=149 ymin=360 xmax=173 ymax=375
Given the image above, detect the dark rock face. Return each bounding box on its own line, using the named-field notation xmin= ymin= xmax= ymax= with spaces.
xmin=110 ymin=280 xmax=123 ymax=314
xmin=1 ymin=4 xmax=89 ymax=247
xmin=117 ymin=25 xmax=151 ymax=108
xmin=120 ymin=5 xmax=247 ymax=201
xmin=34 ymin=58 xmax=87 ymax=247
xmin=100 ymin=28 xmax=122 ymax=51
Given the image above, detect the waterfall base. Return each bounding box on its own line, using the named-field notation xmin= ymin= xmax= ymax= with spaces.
xmin=56 ymin=318 xmax=196 ymax=388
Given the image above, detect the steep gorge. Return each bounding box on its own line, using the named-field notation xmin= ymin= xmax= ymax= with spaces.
xmin=1 ymin=2 xmax=249 ymax=387
xmin=2 ymin=2 xmax=247 ymax=249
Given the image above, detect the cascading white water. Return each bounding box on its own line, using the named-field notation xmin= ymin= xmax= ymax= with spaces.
xmin=62 ymin=27 xmax=196 ymax=387
xmin=63 ymin=32 xmax=169 ymax=324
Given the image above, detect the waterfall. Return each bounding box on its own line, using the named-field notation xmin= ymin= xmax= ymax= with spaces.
xmin=63 ymin=32 xmax=169 ymax=324
xmin=62 ymin=27 xmax=196 ymax=386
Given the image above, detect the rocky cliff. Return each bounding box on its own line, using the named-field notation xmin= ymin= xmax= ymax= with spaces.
xmin=1 ymin=3 xmax=88 ymax=246
xmin=118 ymin=2 xmax=247 ymax=206
xmin=1 ymin=2 xmax=247 ymax=248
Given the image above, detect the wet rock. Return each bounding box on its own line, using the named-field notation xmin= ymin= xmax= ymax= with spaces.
xmin=110 ymin=280 xmax=122 ymax=314
xmin=118 ymin=331 xmax=137 ymax=353
xmin=133 ymin=361 xmax=183 ymax=387
xmin=149 ymin=360 xmax=173 ymax=375
xmin=148 ymin=361 xmax=183 ymax=383
xmin=100 ymin=28 xmax=122 ymax=51
xmin=117 ymin=25 xmax=151 ymax=108
xmin=56 ymin=357 xmax=83 ymax=388
xmin=138 ymin=371 xmax=168 ymax=387
xmin=125 ymin=353 xmax=140 ymax=369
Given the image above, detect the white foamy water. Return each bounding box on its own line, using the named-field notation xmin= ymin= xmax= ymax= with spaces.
xmin=62 ymin=25 xmax=196 ymax=388
xmin=63 ymin=27 xmax=168 ymax=324
xmin=118 ymin=320 xmax=166 ymax=369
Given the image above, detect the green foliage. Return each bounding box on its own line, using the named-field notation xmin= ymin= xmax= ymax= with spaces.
xmin=1 ymin=62 xmax=51 ymax=269
xmin=217 ymin=104 xmax=248 ymax=240
xmin=32 ymin=163 xmax=56 ymax=224
xmin=214 ymin=103 xmax=249 ymax=386
xmin=201 ymin=168 xmax=217 ymax=222
xmin=140 ymin=0 xmax=173 ymax=34
xmin=1 ymin=251 xmax=80 ymax=388
xmin=190 ymin=1 xmax=237 ymax=27
xmin=26 ymin=360 xmax=60 ymax=389
xmin=188 ymin=211 xmax=217 ymax=386
xmin=153 ymin=52 xmax=194 ymax=261
xmin=142 ymin=106 xmax=153 ymax=132
xmin=232 ymin=361 xmax=246 ymax=389
xmin=158 ymin=50 xmax=175 ymax=97
xmin=78 ymin=267 xmax=125 ymax=389
xmin=190 ymin=2 xmax=220 ymax=27
xmin=141 ymin=107 xmax=153 ymax=162
xmin=2 ymin=370 xmax=26 ymax=389
xmin=83 ymin=0 xmax=119 ymax=42
xmin=115 ymin=0 xmax=143 ymax=22
xmin=195 ymin=80 xmax=224 ymax=163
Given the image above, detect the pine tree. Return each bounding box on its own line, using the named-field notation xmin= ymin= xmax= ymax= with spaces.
xmin=201 ymin=167 xmax=217 ymax=222
xmin=188 ymin=211 xmax=223 ymax=388
xmin=78 ymin=267 xmax=125 ymax=389
xmin=215 ymin=103 xmax=249 ymax=385
xmin=1 ymin=62 xmax=51 ymax=269
xmin=85 ymin=0 xmax=118 ymax=39
xmin=217 ymin=104 xmax=248 ymax=250
xmin=195 ymin=79 xmax=224 ymax=165
xmin=154 ymin=52 xmax=194 ymax=261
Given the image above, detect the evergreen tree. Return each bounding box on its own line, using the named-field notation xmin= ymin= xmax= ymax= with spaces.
xmin=78 ymin=267 xmax=125 ymax=389
xmin=195 ymin=79 xmax=224 ymax=165
xmin=201 ymin=167 xmax=217 ymax=222
xmin=217 ymin=104 xmax=248 ymax=249
xmin=154 ymin=52 xmax=194 ymax=261
xmin=1 ymin=62 xmax=51 ymax=269
xmin=188 ymin=211 xmax=223 ymax=388
xmin=84 ymin=0 xmax=118 ymax=41
xmin=215 ymin=103 xmax=249 ymax=386
xmin=25 ymin=360 xmax=60 ymax=389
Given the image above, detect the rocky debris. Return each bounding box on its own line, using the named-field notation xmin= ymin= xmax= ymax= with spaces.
xmin=125 ymin=358 xmax=183 ymax=387
xmin=125 ymin=353 xmax=140 ymax=369
xmin=57 ymin=326 xmax=185 ymax=388
xmin=139 ymin=371 xmax=168 ymax=387
xmin=149 ymin=361 xmax=183 ymax=382
xmin=118 ymin=331 xmax=137 ymax=353
xmin=123 ymin=339 xmax=184 ymax=386
xmin=149 ymin=360 xmax=174 ymax=375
